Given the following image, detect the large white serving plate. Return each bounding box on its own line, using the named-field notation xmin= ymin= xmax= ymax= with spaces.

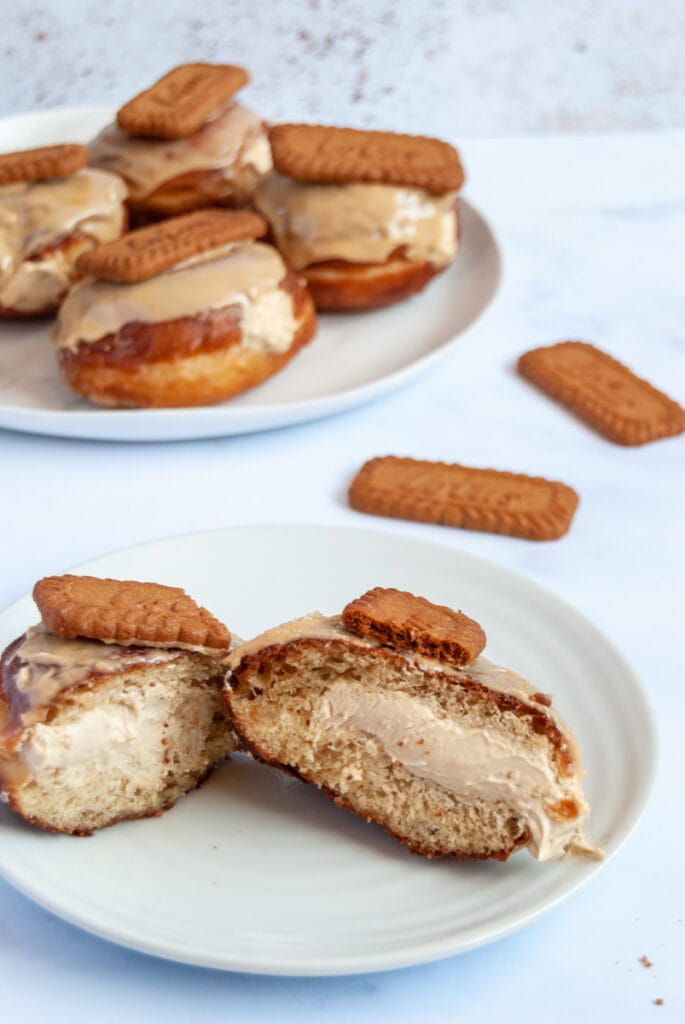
xmin=0 ymin=108 xmax=501 ymax=441
xmin=0 ymin=525 xmax=656 ymax=975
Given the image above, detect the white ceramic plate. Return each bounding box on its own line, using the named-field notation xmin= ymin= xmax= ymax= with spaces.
xmin=0 ymin=525 xmax=655 ymax=975
xmin=0 ymin=108 xmax=501 ymax=441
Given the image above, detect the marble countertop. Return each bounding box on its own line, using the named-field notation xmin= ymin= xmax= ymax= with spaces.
xmin=2 ymin=0 xmax=684 ymax=134
xmin=0 ymin=130 xmax=683 ymax=1022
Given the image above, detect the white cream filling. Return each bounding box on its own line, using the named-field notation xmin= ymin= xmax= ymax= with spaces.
xmin=21 ymin=690 xmax=156 ymax=773
xmin=0 ymin=252 xmax=74 ymax=313
xmin=241 ymin=286 xmax=298 ymax=352
xmin=239 ymin=132 xmax=272 ymax=177
xmin=309 ymin=682 xmax=590 ymax=861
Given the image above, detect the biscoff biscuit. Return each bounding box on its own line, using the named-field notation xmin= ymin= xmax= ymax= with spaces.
xmin=117 ymin=63 xmax=249 ymax=140
xmin=77 ymin=208 xmax=267 ymax=283
xmin=33 ymin=574 xmax=231 ymax=653
xmin=518 ymin=341 xmax=685 ymax=446
xmin=269 ymin=124 xmax=464 ymax=194
xmin=0 ymin=144 xmax=87 ymax=185
xmin=349 ymin=456 xmax=579 ymax=541
xmin=342 ymin=587 xmax=486 ymax=667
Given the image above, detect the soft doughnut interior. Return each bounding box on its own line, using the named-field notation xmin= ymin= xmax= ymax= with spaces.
xmin=227 ymin=640 xmax=546 ymax=860
xmin=6 ymin=654 xmax=234 ymax=835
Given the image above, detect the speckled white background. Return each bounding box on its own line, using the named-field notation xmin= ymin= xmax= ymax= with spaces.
xmin=1 ymin=0 xmax=684 ymax=135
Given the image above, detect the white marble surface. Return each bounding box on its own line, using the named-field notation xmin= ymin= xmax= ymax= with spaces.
xmin=0 ymin=131 xmax=684 ymax=1020
xmin=1 ymin=0 xmax=684 ymax=134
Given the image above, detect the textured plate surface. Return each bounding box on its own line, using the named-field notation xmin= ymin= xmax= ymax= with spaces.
xmin=0 ymin=108 xmax=500 ymax=441
xmin=0 ymin=525 xmax=655 ymax=975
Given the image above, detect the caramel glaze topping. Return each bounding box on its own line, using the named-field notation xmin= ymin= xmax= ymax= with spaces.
xmin=59 ymin=267 xmax=304 ymax=368
xmin=0 ymin=627 xmax=180 ymax=747
xmin=51 ymin=241 xmax=297 ymax=353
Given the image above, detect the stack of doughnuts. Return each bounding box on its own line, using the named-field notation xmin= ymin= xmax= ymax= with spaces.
xmin=0 ymin=60 xmax=467 ymax=406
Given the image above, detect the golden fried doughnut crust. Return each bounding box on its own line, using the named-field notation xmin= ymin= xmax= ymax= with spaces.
xmin=301 ymin=254 xmax=443 ymax=312
xmin=299 ymin=205 xmax=460 ymax=311
xmin=57 ymin=270 xmax=316 ymax=408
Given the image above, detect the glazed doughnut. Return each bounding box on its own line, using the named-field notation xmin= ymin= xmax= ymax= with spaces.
xmin=255 ymin=178 xmax=460 ymax=312
xmin=89 ymin=64 xmax=271 ymax=220
xmin=225 ymin=589 xmax=599 ymax=862
xmin=52 ymin=211 xmax=317 ymax=408
xmin=90 ymin=107 xmax=271 ymax=221
xmin=56 ymin=267 xmax=316 ymax=408
xmin=0 ymin=574 xmax=236 ymax=836
xmin=0 ymin=233 xmax=100 ymax=319
xmin=255 ymin=124 xmax=464 ymax=312
xmin=0 ymin=166 xmax=127 ymax=317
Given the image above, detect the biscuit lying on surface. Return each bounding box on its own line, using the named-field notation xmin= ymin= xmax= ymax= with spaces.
xmin=255 ymin=124 xmax=463 ymax=311
xmin=226 ymin=589 xmax=598 ymax=862
xmin=52 ymin=210 xmax=317 ymax=408
xmin=349 ymin=456 xmax=579 ymax=541
xmin=518 ymin=341 xmax=685 ymax=446
xmin=0 ymin=575 xmax=236 ymax=835
xmin=0 ymin=145 xmax=127 ymax=317
xmin=90 ymin=63 xmax=271 ymax=219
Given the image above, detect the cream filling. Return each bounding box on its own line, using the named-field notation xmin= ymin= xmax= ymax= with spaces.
xmin=241 ymin=132 xmax=273 ymax=178
xmin=309 ymin=683 xmax=589 ymax=861
xmin=19 ymin=682 xmax=212 ymax=788
xmin=254 ymin=174 xmax=459 ymax=270
xmin=20 ymin=688 xmax=160 ymax=773
xmin=89 ymin=101 xmax=271 ymax=202
xmin=0 ymin=251 xmax=75 ymax=313
xmin=1 ymin=626 xmax=232 ymax=788
xmin=51 ymin=240 xmax=298 ymax=353
xmin=0 ymin=169 xmax=127 ymax=310
xmin=228 ymin=613 xmax=599 ymax=860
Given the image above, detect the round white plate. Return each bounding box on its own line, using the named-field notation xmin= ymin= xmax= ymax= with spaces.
xmin=0 ymin=525 xmax=655 ymax=975
xmin=0 ymin=108 xmax=501 ymax=442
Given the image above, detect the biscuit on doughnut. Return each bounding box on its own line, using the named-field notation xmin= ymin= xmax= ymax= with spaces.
xmin=255 ymin=125 xmax=463 ymax=312
xmin=89 ymin=65 xmax=271 ymax=219
xmin=52 ymin=224 xmax=317 ymax=408
xmin=0 ymin=574 xmax=236 ymax=835
xmin=225 ymin=591 xmax=599 ymax=862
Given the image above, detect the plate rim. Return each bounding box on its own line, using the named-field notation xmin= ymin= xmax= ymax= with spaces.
xmin=0 ymin=523 xmax=658 ymax=975
xmin=0 ymin=106 xmax=502 ymax=442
